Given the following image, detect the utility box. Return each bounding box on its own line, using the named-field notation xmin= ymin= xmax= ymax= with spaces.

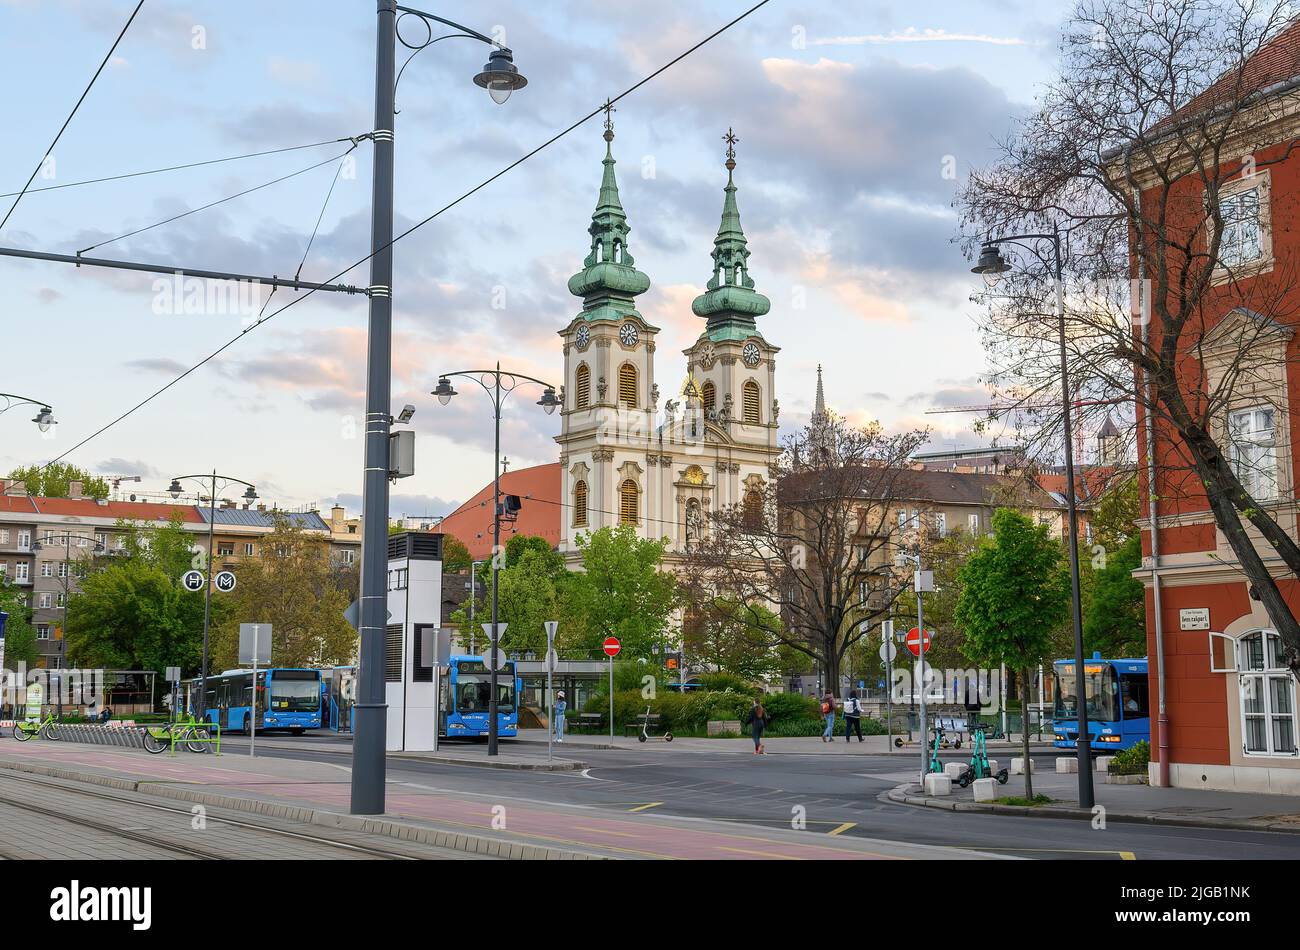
xmin=388 ymin=430 xmax=415 ymax=479
xmin=385 ymin=532 xmax=443 ymax=751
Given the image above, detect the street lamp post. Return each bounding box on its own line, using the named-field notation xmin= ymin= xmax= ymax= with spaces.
xmin=971 ymin=225 xmax=1094 ymax=807
xmin=0 ymin=393 xmax=56 ymax=432
xmin=349 ymin=1 xmax=528 ymax=815
xmin=169 ymin=471 xmax=257 ymax=720
xmin=433 ymin=365 xmax=559 ymax=756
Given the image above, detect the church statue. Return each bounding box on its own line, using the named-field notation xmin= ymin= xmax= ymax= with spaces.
xmin=597 ymin=375 xmax=607 ymax=401
xmin=772 ymin=397 xmax=779 ymax=421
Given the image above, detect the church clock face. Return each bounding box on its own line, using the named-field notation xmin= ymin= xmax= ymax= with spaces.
xmin=742 ymin=341 xmax=761 ymax=367
xmin=699 ymin=340 xmax=716 ymax=368
xmin=619 ymin=322 xmax=639 ymax=347
xmin=575 ymin=325 xmax=590 ymax=349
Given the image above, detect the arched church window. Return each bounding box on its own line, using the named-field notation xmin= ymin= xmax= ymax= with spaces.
xmin=575 ymin=363 xmax=590 ymax=409
xmin=743 ymin=488 xmax=764 ymax=530
xmin=619 ymin=479 xmax=639 ymax=526
xmin=573 ymin=480 xmax=588 ymax=527
xmin=618 ymin=363 xmax=638 ymax=409
xmin=702 ymin=381 xmax=716 ymax=414
xmin=742 ymin=380 xmax=761 ymax=424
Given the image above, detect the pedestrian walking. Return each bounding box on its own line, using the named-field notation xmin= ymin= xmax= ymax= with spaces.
xmin=553 ymin=690 xmax=567 ymax=743
xmin=744 ymin=696 xmax=769 ymax=754
xmin=844 ymin=690 xmax=864 ymax=742
xmin=820 ymin=691 xmax=837 ymax=742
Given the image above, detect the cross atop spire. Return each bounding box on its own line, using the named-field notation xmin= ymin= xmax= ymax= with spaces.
xmin=602 ymin=98 xmax=616 ymax=143
xmin=723 ymin=127 xmax=738 ymax=173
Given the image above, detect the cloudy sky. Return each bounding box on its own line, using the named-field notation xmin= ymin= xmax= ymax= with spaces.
xmin=0 ymin=0 xmax=1073 ymax=517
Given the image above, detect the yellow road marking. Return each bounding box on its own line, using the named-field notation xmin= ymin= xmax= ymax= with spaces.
xmin=828 ymin=822 xmax=857 ymax=836
xmin=627 ymin=802 xmax=663 ymax=813
xmin=973 ymin=847 xmax=1137 ymax=859
xmin=717 ymin=845 xmax=802 ymax=860
xmin=574 ymin=826 xmax=645 ymax=838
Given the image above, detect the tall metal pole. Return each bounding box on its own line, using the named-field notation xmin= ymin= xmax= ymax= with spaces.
xmin=200 ymin=471 xmax=216 ymax=718
xmin=488 ymin=365 xmax=502 ymax=756
xmin=916 ymin=572 xmax=927 ymax=784
xmin=1052 ymin=227 xmax=1093 ymax=807
xmin=351 ymin=0 xmax=397 ymax=815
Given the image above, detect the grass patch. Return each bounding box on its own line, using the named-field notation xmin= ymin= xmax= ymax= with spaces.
xmin=993 ymin=794 xmax=1053 ymax=807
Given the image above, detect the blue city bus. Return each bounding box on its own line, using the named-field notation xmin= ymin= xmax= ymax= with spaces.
xmin=319 ymin=665 xmax=356 ymax=733
xmin=1053 ymin=654 xmax=1149 ymax=751
xmin=439 ymin=656 xmax=523 ymax=739
xmin=185 ymin=668 xmax=323 ymax=734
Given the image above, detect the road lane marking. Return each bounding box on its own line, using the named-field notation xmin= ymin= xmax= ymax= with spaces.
xmin=828 ymin=822 xmax=856 ymax=836
xmin=574 ymin=826 xmax=645 ymax=838
xmin=717 ymin=845 xmax=802 ymax=859
xmin=627 ymin=802 xmax=663 ymax=812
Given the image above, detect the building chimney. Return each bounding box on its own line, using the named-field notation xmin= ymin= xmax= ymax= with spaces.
xmin=331 ymin=504 xmax=345 ymax=525
xmin=258 ymin=504 xmax=267 ymax=513
xmin=67 ymin=480 xmax=84 ymax=499
xmin=3 ymin=479 xmax=26 ymax=496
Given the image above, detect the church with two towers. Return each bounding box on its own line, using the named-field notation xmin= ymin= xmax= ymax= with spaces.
xmin=555 ymin=116 xmax=783 ymax=570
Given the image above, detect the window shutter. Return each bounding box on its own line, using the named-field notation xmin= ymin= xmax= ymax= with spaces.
xmin=702 ymin=381 xmax=716 ymax=413
xmin=619 ymin=480 xmax=638 ymax=525
xmin=576 ymin=364 xmax=590 ymax=409
xmin=574 ymin=480 xmax=588 ymax=527
xmin=619 ymin=364 xmax=638 ymax=408
xmin=742 ymin=381 xmax=760 ymax=424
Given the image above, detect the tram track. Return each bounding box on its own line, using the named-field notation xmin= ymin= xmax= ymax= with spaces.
xmin=0 ymin=771 xmax=432 ymax=860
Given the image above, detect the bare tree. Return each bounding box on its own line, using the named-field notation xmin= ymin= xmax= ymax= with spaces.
xmin=681 ymin=415 xmax=928 ymax=691
xmin=957 ymin=0 xmax=1300 ymax=671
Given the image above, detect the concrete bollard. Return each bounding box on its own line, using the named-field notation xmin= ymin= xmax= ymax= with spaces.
xmin=924 ymin=773 xmax=953 ymax=796
xmin=943 ymin=762 xmax=967 ymax=780
xmin=972 ymin=777 xmax=998 ymax=802
xmin=1011 ymin=757 xmax=1036 ymax=775
xmin=986 ymin=759 xmax=999 ymax=774
xmin=1095 ymin=756 xmax=1115 ymax=773
xmin=1056 ymin=757 xmax=1079 ymax=773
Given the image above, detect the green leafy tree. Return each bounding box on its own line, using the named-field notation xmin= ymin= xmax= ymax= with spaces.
xmin=1084 ymin=534 xmax=1145 ymax=657
xmin=442 ymin=535 xmax=472 ymax=573
xmin=955 ymin=508 xmax=1070 ymax=798
xmin=209 ymin=516 xmax=356 ymax=668
xmin=0 ymin=578 xmax=38 ymax=667
xmin=451 ymin=536 xmax=571 ymax=655
xmin=684 ymin=596 xmax=784 ymax=682
xmin=565 ymin=526 xmax=678 ymax=659
xmin=1090 ymin=474 xmax=1140 ymax=551
xmin=65 ymin=514 xmax=211 ymax=676
xmin=7 ymin=463 xmax=109 ymax=499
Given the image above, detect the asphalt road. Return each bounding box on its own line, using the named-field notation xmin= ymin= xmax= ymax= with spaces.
xmin=217 ymin=734 xmax=1300 ymax=860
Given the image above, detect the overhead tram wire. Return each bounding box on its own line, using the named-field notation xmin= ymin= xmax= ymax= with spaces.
xmin=0 ymin=137 xmax=365 ymax=200
xmin=77 ymin=143 xmax=360 ymax=256
xmin=0 ymin=0 xmax=146 ymax=232
xmin=39 ymin=0 xmax=775 ymax=471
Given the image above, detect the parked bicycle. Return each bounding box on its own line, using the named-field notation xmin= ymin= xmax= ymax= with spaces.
xmin=13 ymin=713 xmax=61 ymax=742
xmin=144 ymin=714 xmax=213 ymax=754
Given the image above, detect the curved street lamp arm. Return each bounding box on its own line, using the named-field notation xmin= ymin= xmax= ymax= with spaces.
xmin=982 ymin=230 xmax=1062 ymax=275
xmin=395 ymin=5 xmax=507 ymax=50
xmin=0 ymin=391 xmax=53 ymax=415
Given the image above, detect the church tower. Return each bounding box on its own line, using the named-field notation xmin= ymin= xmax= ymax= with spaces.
xmin=556 ymin=106 xmax=660 ymax=560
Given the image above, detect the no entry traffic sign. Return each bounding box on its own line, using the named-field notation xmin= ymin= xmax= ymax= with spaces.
xmin=602 ymin=636 xmax=621 ymax=658
xmin=905 ymin=627 xmax=934 ymax=658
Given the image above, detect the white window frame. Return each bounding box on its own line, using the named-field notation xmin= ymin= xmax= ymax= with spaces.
xmin=0 ymin=530 xmax=7 ymax=544
xmin=1208 ymin=631 xmax=1237 ymax=673
xmin=17 ymin=531 xmax=29 ymax=551
xmin=37 ymin=592 xmax=51 ymax=609
xmin=14 ymin=563 xmax=28 ymax=582
xmin=244 ymin=542 xmax=256 ymax=557
xmin=40 ymin=562 xmax=52 ymax=578
xmin=1228 ymin=405 xmax=1278 ymax=501
xmin=935 ymin=512 xmax=947 ymax=537
xmin=1238 ymin=629 xmax=1298 ymax=757
xmin=1218 ymin=187 xmax=1263 ymax=267
xmin=36 ymin=624 xmax=49 ymax=640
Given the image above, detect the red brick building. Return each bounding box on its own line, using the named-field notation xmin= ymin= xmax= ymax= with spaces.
xmin=1130 ymin=23 xmax=1300 ymax=793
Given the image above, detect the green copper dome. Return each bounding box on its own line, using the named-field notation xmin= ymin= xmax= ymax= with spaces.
xmin=692 ymin=133 xmax=770 ymax=340
xmin=567 ymin=125 xmax=651 ymax=321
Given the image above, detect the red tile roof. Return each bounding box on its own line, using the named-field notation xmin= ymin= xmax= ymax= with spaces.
xmin=0 ymin=496 xmax=38 ymax=514
xmin=26 ymin=497 xmax=204 ymax=523
xmin=1155 ymin=18 xmax=1300 ymax=133
xmin=435 ymin=463 xmax=562 ymax=560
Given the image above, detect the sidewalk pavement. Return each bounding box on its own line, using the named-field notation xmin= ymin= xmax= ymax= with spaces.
xmin=0 ymin=740 xmax=999 ymax=860
xmin=512 ymin=729 xmax=1056 ymax=755
xmin=889 ymin=763 xmax=1300 ymax=833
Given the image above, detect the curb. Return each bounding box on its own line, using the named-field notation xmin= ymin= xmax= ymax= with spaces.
xmin=218 ymin=738 xmax=588 ymax=771
xmin=886 ymin=783 xmax=1300 ymax=834
xmin=0 ymin=757 xmax=606 ymax=860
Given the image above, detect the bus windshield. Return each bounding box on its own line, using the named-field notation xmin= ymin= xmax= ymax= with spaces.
xmin=1054 ymin=663 xmax=1119 ymax=723
xmin=454 ymin=674 xmax=515 ymax=713
xmin=269 ymin=676 xmax=322 ymax=712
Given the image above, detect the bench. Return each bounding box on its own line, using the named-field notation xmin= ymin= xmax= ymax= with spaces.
xmin=624 ymin=713 xmax=662 ymax=736
xmin=568 ymin=712 xmax=604 ymax=732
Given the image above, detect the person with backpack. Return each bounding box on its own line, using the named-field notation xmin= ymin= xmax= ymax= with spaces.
xmin=744 ymin=697 xmax=769 ymax=754
xmin=820 ymin=691 xmax=837 ymax=742
xmin=843 ymin=690 xmax=864 ymax=742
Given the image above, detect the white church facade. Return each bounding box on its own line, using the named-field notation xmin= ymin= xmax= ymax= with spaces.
xmin=555 ymin=122 xmax=782 ymax=570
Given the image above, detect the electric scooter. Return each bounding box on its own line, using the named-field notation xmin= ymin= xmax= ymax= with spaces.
xmin=636 ymin=705 xmax=674 ymax=743
xmin=955 ymin=721 xmax=1009 ymax=787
